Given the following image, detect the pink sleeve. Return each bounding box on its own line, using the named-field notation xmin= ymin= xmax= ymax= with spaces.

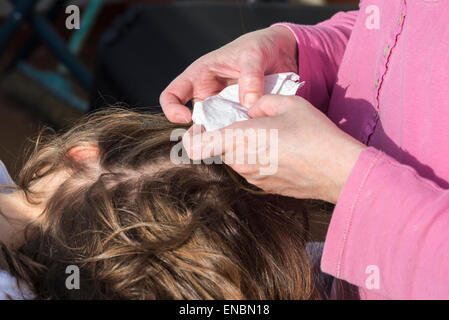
xmin=322 ymin=147 xmax=449 ymax=299
xmin=273 ymin=10 xmax=358 ymax=113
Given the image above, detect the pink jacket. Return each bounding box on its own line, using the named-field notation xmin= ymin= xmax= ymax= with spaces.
xmin=278 ymin=0 xmax=449 ymax=299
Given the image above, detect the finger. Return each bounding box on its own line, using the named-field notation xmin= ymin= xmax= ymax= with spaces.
xmin=182 ymin=124 xmax=206 ymax=160
xmin=182 ymin=125 xmax=225 ymax=161
xmin=238 ymin=49 xmax=266 ymax=108
xmin=160 ymin=76 xmax=194 ymax=123
xmin=183 ymin=119 xmax=260 ymax=161
xmin=248 ymin=94 xmax=293 ymax=118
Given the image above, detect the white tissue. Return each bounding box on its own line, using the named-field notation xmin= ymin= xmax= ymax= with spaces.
xmin=0 ymin=271 xmax=34 ymax=300
xmin=192 ymin=72 xmax=305 ymax=131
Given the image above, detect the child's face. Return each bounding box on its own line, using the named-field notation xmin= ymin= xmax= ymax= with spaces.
xmin=0 ymin=168 xmax=69 ymax=246
xmin=0 ymin=145 xmax=99 ymax=246
xmin=29 ymin=145 xmax=100 ymax=206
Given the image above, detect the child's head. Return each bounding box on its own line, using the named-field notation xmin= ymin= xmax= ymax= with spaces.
xmin=0 ymin=109 xmax=318 ymax=299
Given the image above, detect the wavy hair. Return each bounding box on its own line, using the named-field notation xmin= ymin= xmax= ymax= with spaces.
xmin=0 ymin=108 xmax=319 ymax=299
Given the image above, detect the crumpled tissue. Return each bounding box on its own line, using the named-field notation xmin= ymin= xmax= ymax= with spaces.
xmin=191 ymin=72 xmax=304 ymax=131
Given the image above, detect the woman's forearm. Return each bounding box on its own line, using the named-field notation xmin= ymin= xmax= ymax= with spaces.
xmin=322 ymin=147 xmax=449 ymax=299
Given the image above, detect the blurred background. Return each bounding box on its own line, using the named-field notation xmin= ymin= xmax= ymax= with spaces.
xmin=0 ymin=0 xmax=359 ymax=239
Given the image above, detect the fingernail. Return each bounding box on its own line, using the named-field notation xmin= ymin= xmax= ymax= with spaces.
xmin=244 ymin=93 xmax=259 ymax=108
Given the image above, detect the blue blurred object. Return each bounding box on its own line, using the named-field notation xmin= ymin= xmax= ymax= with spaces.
xmin=0 ymin=0 xmax=103 ymax=113
xmin=18 ymin=62 xmax=89 ymax=112
xmin=59 ymin=0 xmax=104 ymax=74
xmin=0 ymin=160 xmax=15 ymax=194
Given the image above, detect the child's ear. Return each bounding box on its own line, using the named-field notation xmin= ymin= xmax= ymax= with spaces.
xmin=67 ymin=145 xmax=99 ymax=162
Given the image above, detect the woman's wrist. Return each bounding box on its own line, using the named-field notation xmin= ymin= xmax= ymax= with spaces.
xmin=327 ymin=137 xmax=367 ymax=204
xmin=269 ymin=25 xmax=299 ymax=72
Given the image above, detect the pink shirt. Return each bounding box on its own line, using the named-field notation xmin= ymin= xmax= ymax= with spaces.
xmin=278 ymin=0 xmax=449 ymax=299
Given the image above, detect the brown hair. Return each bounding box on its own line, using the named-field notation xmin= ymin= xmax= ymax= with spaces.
xmin=0 ymin=108 xmax=319 ymax=300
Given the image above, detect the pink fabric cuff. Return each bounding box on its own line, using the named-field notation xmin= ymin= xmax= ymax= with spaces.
xmin=320 ymin=146 xmax=449 ymax=299
xmin=321 ymin=147 xmax=382 ymax=278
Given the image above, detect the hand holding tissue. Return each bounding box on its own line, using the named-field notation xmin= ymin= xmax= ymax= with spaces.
xmin=191 ymin=72 xmax=304 ymax=131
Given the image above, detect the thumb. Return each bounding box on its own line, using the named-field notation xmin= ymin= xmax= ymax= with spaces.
xmin=238 ymin=50 xmax=265 ymax=109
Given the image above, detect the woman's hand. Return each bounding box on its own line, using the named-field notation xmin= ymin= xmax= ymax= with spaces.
xmin=160 ymin=26 xmax=298 ymax=123
xmin=183 ymin=95 xmax=367 ymax=204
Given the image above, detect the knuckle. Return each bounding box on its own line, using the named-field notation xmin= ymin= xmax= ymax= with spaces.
xmin=242 ymin=46 xmax=261 ymax=57
xmin=240 ymin=46 xmax=264 ymax=64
